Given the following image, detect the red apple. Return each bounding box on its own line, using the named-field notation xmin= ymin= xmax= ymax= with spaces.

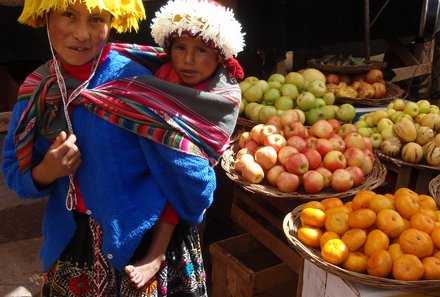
xmin=326 ymin=73 xmax=340 ymax=84
xmin=346 ymin=166 xmax=365 ymax=187
xmin=363 ymin=136 xmax=373 ymax=151
xmin=236 ymin=147 xmax=255 ymax=160
xmin=234 ymin=154 xmax=255 ymax=173
xmin=265 ymin=115 xmax=283 ymax=130
xmin=331 ymin=168 xmax=354 ymax=192
xmin=303 ymin=170 xmax=325 ymax=194
xmin=343 ymin=132 xmax=366 ymax=150
xmin=359 ymin=155 xmax=373 ymax=175
xmin=285 ymin=152 xmax=309 ymax=175
xmin=309 ymin=120 xmax=335 ymax=139
xmin=338 ymin=123 xmax=358 ymax=137
xmin=243 ymin=140 xmax=260 ymax=153
xmin=306 ymin=136 xmax=318 ymax=149
xmin=323 ymin=150 xmax=347 ymax=172
xmin=250 ymin=123 xmax=266 ymax=145
xmin=280 ymin=109 xmax=300 ymax=128
xmin=315 ymin=138 xmax=333 ymax=158
xmin=286 ymin=136 xmax=307 ymax=153
xmin=278 ymin=145 xmax=299 ymax=166
xmin=254 ymin=146 xmax=278 ymax=170
xmin=284 ymin=122 xmax=307 ymax=139
xmin=327 ymin=118 xmax=341 ymax=133
xmin=303 ymin=147 xmax=322 ymax=170
xmin=266 ymin=164 xmax=286 ymax=186
xmin=263 ymin=133 xmax=286 ymax=152
xmin=241 ymin=161 xmax=265 ymax=184
xmin=259 ymin=124 xmax=280 ymax=144
xmin=239 ymin=131 xmax=252 ymax=148
xmin=363 ymin=148 xmax=375 ymax=163
xmin=315 ymin=167 xmax=333 ymax=188
xmin=276 ymin=172 xmax=300 ymax=193
xmin=344 ymin=147 xmax=367 ymax=167
xmin=329 ymin=137 xmax=346 ymax=152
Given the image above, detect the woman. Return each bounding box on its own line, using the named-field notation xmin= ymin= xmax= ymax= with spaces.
xmin=2 ymin=0 xmax=243 ymax=296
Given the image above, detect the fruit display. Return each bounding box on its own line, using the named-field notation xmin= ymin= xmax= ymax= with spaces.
xmin=239 ymin=68 xmax=357 ymax=125
xmin=293 ymin=188 xmax=440 ymax=281
xmin=234 ymin=112 xmax=379 ymax=194
xmin=353 ymin=98 xmax=440 ymax=166
xmin=325 ymin=69 xmax=388 ymax=100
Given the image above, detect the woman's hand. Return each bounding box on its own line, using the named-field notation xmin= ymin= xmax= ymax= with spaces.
xmin=31 ymin=131 xmax=82 ymax=187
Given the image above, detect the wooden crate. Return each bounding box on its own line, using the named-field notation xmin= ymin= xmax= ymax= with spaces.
xmin=209 ymin=233 xmax=297 ymax=297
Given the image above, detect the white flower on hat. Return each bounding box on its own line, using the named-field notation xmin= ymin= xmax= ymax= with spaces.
xmin=150 ymin=0 xmax=245 ymax=60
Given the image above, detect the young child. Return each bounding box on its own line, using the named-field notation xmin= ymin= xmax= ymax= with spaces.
xmin=124 ymin=0 xmax=245 ymax=290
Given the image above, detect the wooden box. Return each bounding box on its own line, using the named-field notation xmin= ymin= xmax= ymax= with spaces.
xmin=209 ymin=233 xmax=297 ymax=297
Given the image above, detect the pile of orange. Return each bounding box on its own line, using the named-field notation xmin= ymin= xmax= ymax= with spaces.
xmin=297 ymin=188 xmax=440 ymax=280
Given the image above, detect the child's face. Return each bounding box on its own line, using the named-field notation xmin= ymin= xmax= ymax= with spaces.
xmin=48 ymin=2 xmax=111 ymax=66
xmin=170 ymin=37 xmax=219 ymax=86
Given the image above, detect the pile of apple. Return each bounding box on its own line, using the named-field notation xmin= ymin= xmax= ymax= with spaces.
xmin=353 ymin=98 xmax=440 ymax=165
xmin=325 ymin=69 xmax=387 ymax=99
xmin=234 ymin=110 xmax=375 ymax=194
xmin=239 ymin=68 xmax=357 ymax=126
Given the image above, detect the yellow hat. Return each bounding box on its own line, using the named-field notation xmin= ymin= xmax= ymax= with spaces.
xmin=18 ymin=0 xmax=146 ymax=33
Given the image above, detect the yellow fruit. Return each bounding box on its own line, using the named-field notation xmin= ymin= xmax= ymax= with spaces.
xmin=297 ymin=226 xmax=322 ymax=248
xmin=401 ymin=142 xmax=423 ymax=163
xmin=321 ymin=238 xmax=349 ymax=265
xmin=393 ymin=117 xmax=417 ymax=142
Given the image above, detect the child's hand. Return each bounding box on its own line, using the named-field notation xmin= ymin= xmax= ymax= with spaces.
xmin=32 ymin=131 xmax=82 ymax=187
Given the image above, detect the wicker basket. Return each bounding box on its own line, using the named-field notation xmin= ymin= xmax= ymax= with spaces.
xmin=221 ymin=142 xmax=387 ymax=200
xmin=429 ymin=174 xmax=440 ymax=203
xmin=335 ymin=82 xmax=405 ymax=107
xmin=283 ymin=206 xmax=440 ymax=291
xmin=375 ymin=149 xmax=440 ymax=171
xmin=308 ymin=59 xmax=386 ymax=74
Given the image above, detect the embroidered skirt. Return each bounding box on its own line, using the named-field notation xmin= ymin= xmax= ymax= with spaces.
xmin=41 ymin=212 xmax=207 ymax=297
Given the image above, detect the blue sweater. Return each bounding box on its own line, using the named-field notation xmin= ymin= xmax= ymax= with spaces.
xmin=1 ymin=49 xmax=216 ymax=270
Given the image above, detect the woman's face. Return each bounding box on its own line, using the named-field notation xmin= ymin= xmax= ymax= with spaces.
xmin=48 ymin=2 xmax=111 ymax=66
xmin=171 ymin=37 xmax=219 ymax=86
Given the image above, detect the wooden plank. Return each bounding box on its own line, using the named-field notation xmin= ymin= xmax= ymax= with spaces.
xmin=0 ymin=111 xmax=12 ymax=133
xmin=390 ymin=63 xmax=432 ymax=82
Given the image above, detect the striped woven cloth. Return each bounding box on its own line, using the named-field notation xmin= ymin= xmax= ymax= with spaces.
xmin=14 ymin=43 xmax=241 ymax=172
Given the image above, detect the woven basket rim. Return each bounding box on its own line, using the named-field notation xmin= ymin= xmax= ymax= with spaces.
xmin=375 ymin=149 xmax=440 ymax=171
xmin=283 ymin=206 xmax=440 ymax=290
xmin=221 ymin=142 xmax=387 ymax=200
xmin=308 ymin=58 xmax=387 ymax=74
xmin=429 ymin=174 xmax=440 ymax=203
xmin=335 ymin=82 xmax=405 ymax=107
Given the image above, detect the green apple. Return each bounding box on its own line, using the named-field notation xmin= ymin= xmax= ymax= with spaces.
xmin=258 ymin=105 xmax=278 ymax=123
xmin=239 ymin=81 xmax=252 ymax=93
xmin=243 ymin=85 xmax=263 ymax=103
xmin=274 ymin=95 xmax=294 ymax=111
xmin=320 ymin=105 xmax=336 ymax=120
xmin=358 ymin=127 xmax=373 ymax=137
xmin=370 ymin=133 xmax=383 ymax=148
xmin=244 ymin=102 xmax=259 ymax=119
xmin=354 ymin=120 xmax=368 ymax=129
xmin=267 ymin=81 xmax=282 ymax=89
xmin=315 ymin=98 xmax=326 ymax=109
xmin=306 ymin=108 xmax=326 ymax=125
xmin=294 ymin=108 xmax=306 ymax=124
xmin=393 ymin=98 xmax=405 ymax=111
xmin=263 ymin=88 xmax=281 ymax=105
xmin=365 ymin=113 xmax=374 ymax=127
xmin=268 ymin=73 xmax=285 ymax=84
xmin=430 ymin=105 xmax=440 ymax=114
xmin=372 ymin=109 xmax=389 ymax=125
xmin=403 ymin=101 xmax=419 ymax=117
xmin=380 ymin=126 xmax=394 ymax=139
xmin=244 ymin=76 xmax=259 ymax=84
xmin=306 ymin=79 xmax=327 ymax=97
xmin=302 ymin=68 xmax=326 ymax=83
xmin=336 ymin=103 xmax=356 ymax=123
xmin=390 ymin=111 xmax=403 ymax=123
xmin=387 ymin=102 xmax=394 ymax=110
xmin=417 ymin=99 xmax=431 ymax=114
xmin=239 ymin=97 xmax=247 ymax=115
xmin=322 ymin=92 xmax=336 ymax=105
xmin=248 ymin=104 xmax=264 ymax=122
xmin=285 ymin=72 xmax=305 ymax=90
xmin=280 ymin=83 xmax=299 ymax=99
xmin=376 ymin=118 xmax=394 ymax=133
xmin=296 ymin=91 xmax=316 ymax=111
xmin=387 ymin=108 xmax=397 ymax=117
xmin=254 ymin=79 xmax=270 ymax=93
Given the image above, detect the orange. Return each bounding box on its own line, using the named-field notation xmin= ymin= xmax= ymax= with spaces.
xmin=301 ymin=207 xmax=326 ymax=228
xmin=325 ymin=205 xmax=351 ymax=216
xmin=419 ymin=208 xmax=438 ymax=221
xmin=410 ymin=213 xmax=435 ymax=235
xmin=321 ymin=238 xmax=349 ymax=265
xmin=399 ymin=228 xmax=433 ymax=258
xmin=368 ymin=194 xmax=395 ymax=213
xmin=341 ymin=228 xmax=367 ymax=252
xmin=348 ymin=208 xmax=376 ymax=229
xmin=302 ymin=200 xmax=325 ymax=211
xmin=324 ymin=211 xmax=349 ymax=236
xmin=363 ymin=229 xmax=389 ymax=256
xmin=422 ymin=257 xmax=440 ymax=280
xmin=433 ymin=250 xmax=440 ymax=259
xmin=344 ymin=201 xmax=353 ymax=212
xmin=392 ymin=254 xmax=424 ymax=281
xmin=388 ymin=243 xmax=404 ymax=262
xmin=320 ymin=231 xmax=340 ymax=249
xmin=431 ymin=226 xmax=440 ymax=249
xmin=384 ymin=193 xmax=395 ymax=201
xmin=351 ymin=190 xmax=376 ymax=210
xmin=418 ymin=194 xmax=438 ymax=211
xmin=366 ymin=249 xmax=392 ymax=277
xmin=321 ymin=197 xmax=343 ymax=210
xmin=297 ymin=226 xmax=322 ymax=248
xmin=342 ymin=252 xmax=368 ymax=273
xmin=376 ymin=209 xmax=406 ymax=238
xmin=394 ymin=188 xmax=420 ymax=219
